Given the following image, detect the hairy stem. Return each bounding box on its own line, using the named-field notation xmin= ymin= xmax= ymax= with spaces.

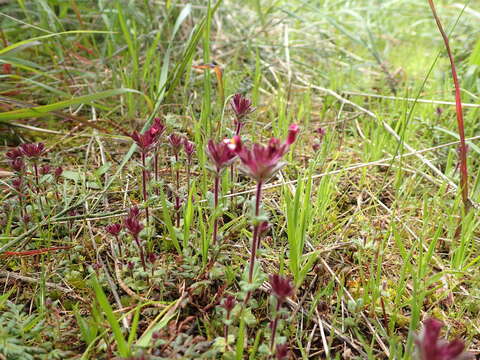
xmin=270 ymin=300 xmax=282 ymax=351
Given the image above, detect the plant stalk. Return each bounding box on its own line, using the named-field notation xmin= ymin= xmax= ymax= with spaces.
xmin=427 ymin=0 xmax=469 ymax=210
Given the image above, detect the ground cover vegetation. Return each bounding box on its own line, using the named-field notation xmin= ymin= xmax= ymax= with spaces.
xmin=0 ymin=0 xmax=480 ymax=359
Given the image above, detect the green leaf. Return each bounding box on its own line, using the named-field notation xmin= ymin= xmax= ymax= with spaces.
xmin=0 ymin=88 xmax=152 ymax=122
xmin=90 ymin=276 xmax=129 ymax=357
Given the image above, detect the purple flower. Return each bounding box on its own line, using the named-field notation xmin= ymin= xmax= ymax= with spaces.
xmin=20 ymin=143 xmax=45 ymax=158
xmin=415 ymin=318 xmax=471 ymax=360
xmin=234 ymin=124 xmax=299 ymax=182
xmin=5 ymin=148 xmax=23 ymax=160
xmin=169 ymin=133 xmax=183 ymax=155
xmin=131 ymin=130 xmax=157 ymax=153
xmin=275 ymin=344 xmax=290 ymax=360
xmin=106 ymin=223 xmax=122 ymax=236
xmin=269 ymin=274 xmax=294 ymax=303
xmin=128 ymin=206 xmax=140 ymax=219
xmin=40 ymin=164 xmax=51 ymax=175
xmin=10 ymin=158 xmax=25 ymax=172
xmin=221 ymin=295 xmax=236 ymax=314
xmin=183 ymin=139 xmax=195 ymax=160
xmin=230 ymin=93 xmax=255 ymax=120
xmin=54 ymin=166 xmax=63 ymax=178
xmin=150 ymin=117 xmax=166 ymax=138
xmin=286 ymin=124 xmax=299 ymax=145
xmin=258 ymin=221 xmax=270 ymax=237
xmin=147 ymin=252 xmax=157 ymax=264
xmin=12 ymin=178 xmax=22 ymax=191
xmin=124 ymin=216 xmax=143 ymax=237
xmin=206 ymin=138 xmax=238 ymax=174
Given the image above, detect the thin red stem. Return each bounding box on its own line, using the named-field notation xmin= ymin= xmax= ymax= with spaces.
xmin=427 ymin=0 xmax=469 ymax=209
xmin=134 ymin=234 xmax=147 ymax=271
xmin=141 ymin=152 xmax=149 ymax=225
xmin=213 ymin=174 xmax=220 ymax=245
xmin=270 ymin=300 xmax=282 ymax=351
xmin=175 ymin=153 xmax=180 ymax=227
xmin=248 ymin=180 xmax=263 ymax=283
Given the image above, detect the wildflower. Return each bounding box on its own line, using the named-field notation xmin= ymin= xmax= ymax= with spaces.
xmin=54 ymin=166 xmax=63 ymax=178
xmin=106 ymin=223 xmax=123 ymax=256
xmin=168 ymin=133 xmax=183 ymax=155
xmin=231 ymin=93 xmax=255 ymax=134
xmin=12 ymin=178 xmax=22 ymax=191
xmin=124 ymin=207 xmax=146 ymax=270
xmin=312 ymin=127 xmax=326 ymax=152
xmin=269 ymin=274 xmax=294 ymax=351
xmin=286 ymin=124 xmax=299 ymax=145
xmin=231 ymin=93 xmax=255 ymax=121
xmin=275 ymin=344 xmax=290 ymax=360
xmin=128 ymin=206 xmax=141 ymax=218
xmin=23 ymin=214 xmax=31 ymax=225
xmin=269 ymin=274 xmax=294 ymax=304
xmin=415 ymin=318 xmax=471 ymax=360
xmin=124 ymin=215 xmax=143 ymax=237
xmin=10 ymin=158 xmax=25 ymax=172
xmin=106 ymin=223 xmax=122 ymax=236
xmin=131 ymin=130 xmax=157 ymax=153
xmin=184 ymin=139 xmax=195 ymax=161
xmin=258 ymin=221 xmax=270 ymax=238
xmin=150 ymin=117 xmax=166 ymax=138
xmin=206 ymin=138 xmax=237 ymax=244
xmin=20 ymin=143 xmax=45 ymax=158
xmin=234 ymin=124 xmax=299 ymax=182
xmin=221 ymin=295 xmax=236 ymax=314
xmin=5 ymin=148 xmax=23 ymax=160
xmin=40 ymin=164 xmax=51 ymax=175
xmin=206 ymin=138 xmax=237 ymax=174
xmin=147 ymin=252 xmax=157 ymax=264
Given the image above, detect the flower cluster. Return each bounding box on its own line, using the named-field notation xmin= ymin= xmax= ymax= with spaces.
xmin=206 ymin=138 xmax=238 ymax=174
xmin=130 ymin=117 xmax=165 ymax=153
xmin=230 ymin=93 xmax=255 ymax=134
xmin=415 ymin=318 xmax=471 ymax=360
xmin=234 ymin=124 xmax=299 ymax=182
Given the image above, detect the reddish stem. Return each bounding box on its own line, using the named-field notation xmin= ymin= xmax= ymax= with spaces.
xmin=212 ymin=174 xmax=220 ymax=245
xmin=427 ymin=0 xmax=469 ymax=210
xmin=248 ymin=180 xmax=263 ymax=283
xmin=141 ymin=152 xmax=150 ymax=225
xmin=134 ymin=234 xmax=147 ymax=271
xmin=175 ymin=153 xmax=180 ymax=227
xmin=154 ymin=150 xmax=159 ymax=195
xmin=270 ymin=300 xmax=282 ymax=351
